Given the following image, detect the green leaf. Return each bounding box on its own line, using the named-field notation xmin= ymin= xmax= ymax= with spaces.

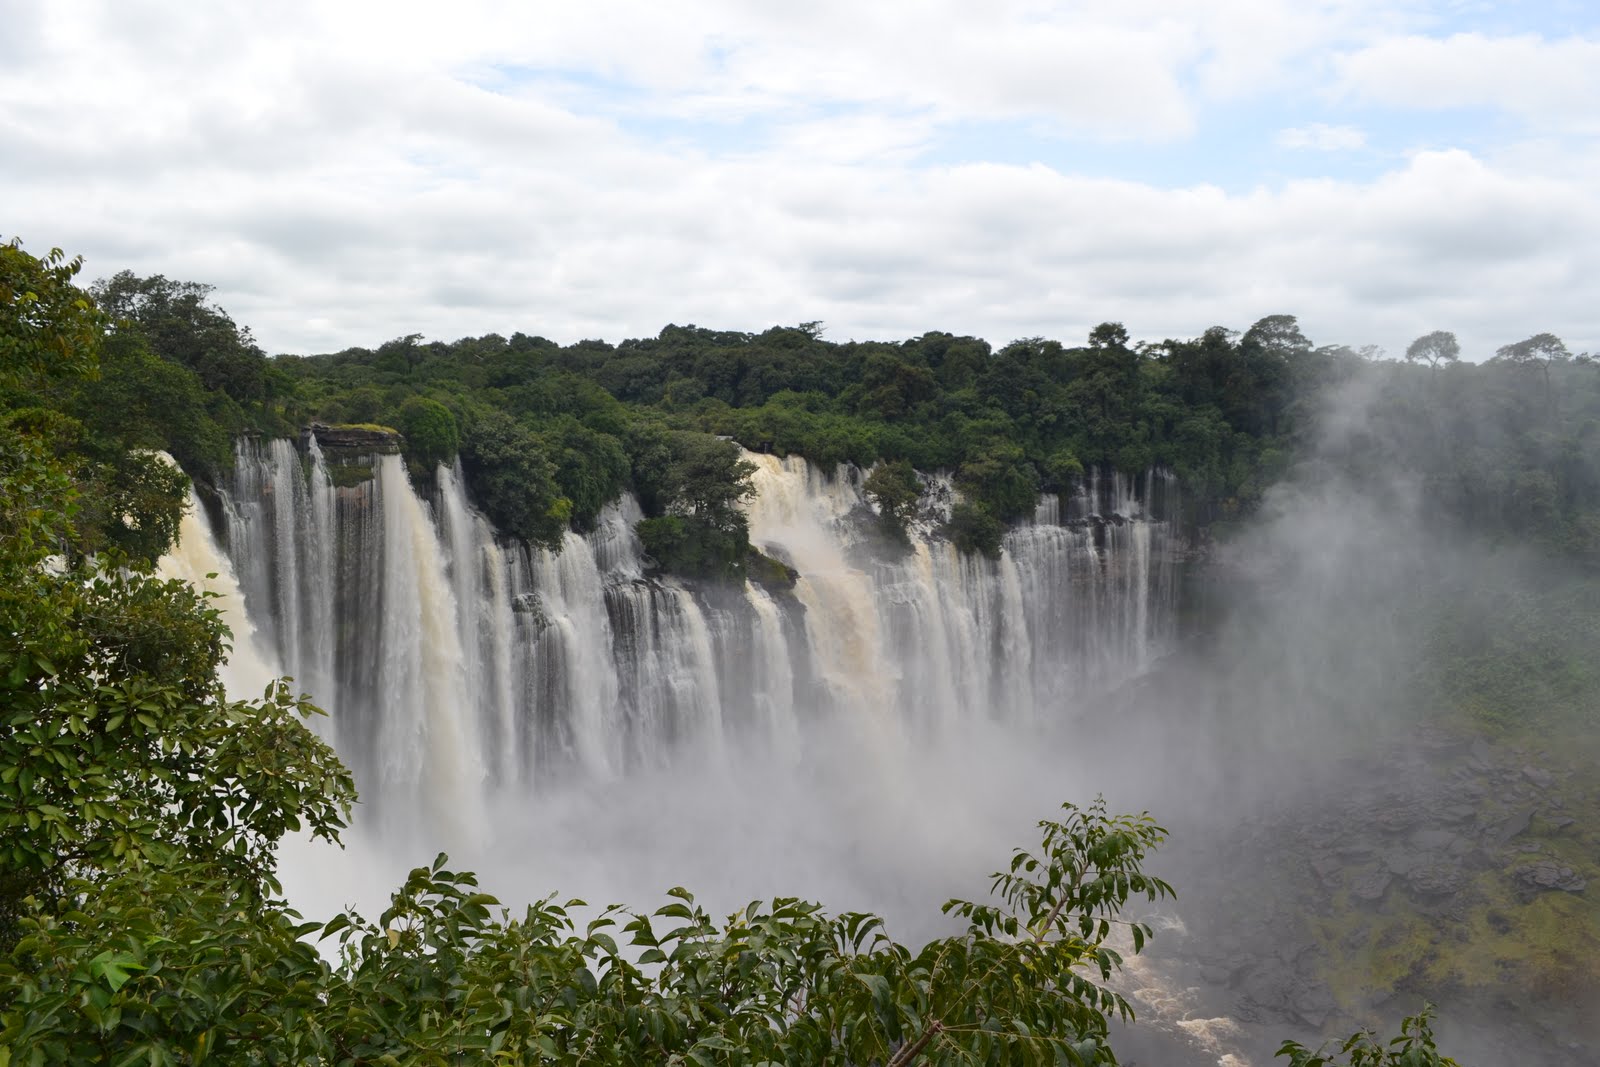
xmin=89 ymin=950 xmax=145 ymax=992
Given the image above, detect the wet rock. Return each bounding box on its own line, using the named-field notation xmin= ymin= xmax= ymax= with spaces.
xmin=1513 ymin=862 xmax=1587 ymax=899
xmin=1351 ymin=870 xmax=1392 ymax=902
xmin=1406 ymin=863 xmax=1465 ymax=898
xmin=1377 ymin=805 xmax=1421 ymax=832
xmin=510 ymin=591 xmax=550 ymax=631
xmin=1310 ymin=853 xmax=1344 ymax=883
xmin=1523 ymin=765 xmax=1556 ymax=790
xmin=1234 ymin=960 xmax=1333 ymax=1029
xmin=1340 ymin=924 xmax=1369 ymax=951
xmin=1384 ymin=850 xmax=1421 ymax=877
xmin=1411 ymin=828 xmax=1456 ymax=851
xmin=1290 ymin=981 xmax=1337 ymax=1030
xmin=1494 ymin=806 xmax=1538 ymax=846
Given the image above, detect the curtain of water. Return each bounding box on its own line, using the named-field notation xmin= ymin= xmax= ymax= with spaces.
xmin=194 ymin=439 xmax=1177 ymax=829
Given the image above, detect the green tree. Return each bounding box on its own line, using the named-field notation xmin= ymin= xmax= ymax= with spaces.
xmin=1494 ymin=332 xmax=1569 ymax=416
xmin=1 ymin=238 xmax=102 ymax=385
xmin=1404 ymin=331 xmax=1460 ymax=371
xmin=1041 ymin=448 xmax=1085 ymax=493
xmin=947 ymin=500 xmax=1006 ymax=559
xmin=0 ymin=261 xmax=355 ymax=944
xmin=864 ymin=459 xmax=922 ymax=543
xmin=68 ymin=328 xmax=234 ymax=477
xmin=0 ymin=244 xmax=191 ymax=563
xmin=656 ymin=431 xmax=759 ymax=525
xmin=542 ymin=416 xmax=630 ymax=531
xmin=90 ymin=271 xmax=269 ymax=405
xmin=458 ymin=408 xmax=572 ymax=549
xmin=957 ymin=442 xmax=1039 ymax=524
xmin=392 ymin=394 xmax=460 ymax=473
xmin=1278 ymin=1005 xmax=1459 ymax=1066
xmin=5 ymin=796 xmax=1175 ymax=1065
xmin=637 ymin=432 xmax=759 ymax=579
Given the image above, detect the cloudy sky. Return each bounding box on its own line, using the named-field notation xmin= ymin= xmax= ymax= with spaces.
xmin=6 ymin=1 xmax=1598 ymax=359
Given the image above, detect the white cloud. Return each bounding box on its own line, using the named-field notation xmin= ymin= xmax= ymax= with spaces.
xmin=3 ymin=2 xmax=1598 ymax=365
xmin=1277 ymin=123 xmax=1367 ymax=151
xmin=1334 ymin=32 xmax=1600 ymax=131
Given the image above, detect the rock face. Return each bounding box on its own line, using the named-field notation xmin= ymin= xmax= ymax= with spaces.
xmin=1494 ymin=805 xmax=1537 ymax=846
xmin=1349 ymin=869 xmax=1393 ymax=902
xmin=1154 ymin=727 xmax=1595 ymax=1067
xmin=1523 ymin=765 xmax=1556 ymax=790
xmin=306 ymin=423 xmax=403 ymax=455
xmin=1513 ymin=861 xmax=1587 ymax=899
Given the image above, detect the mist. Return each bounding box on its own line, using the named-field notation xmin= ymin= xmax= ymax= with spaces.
xmin=1096 ymin=362 xmax=1599 ymax=1064
xmin=257 ymin=359 xmax=1600 ymax=1067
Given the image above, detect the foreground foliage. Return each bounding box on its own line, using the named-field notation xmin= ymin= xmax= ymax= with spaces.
xmin=4 ymin=804 xmax=1174 ymax=1065
xmin=1279 ymin=1006 xmax=1459 ymax=1067
xmin=0 ymin=242 xmax=356 ymax=951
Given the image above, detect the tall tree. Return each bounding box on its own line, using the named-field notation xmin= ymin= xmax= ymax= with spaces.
xmin=1 ymin=239 xmax=102 ymax=385
xmin=1404 ymin=331 xmax=1461 ymax=371
xmin=1494 ymin=332 xmax=1570 ymax=416
xmin=90 ymin=271 xmax=268 ymax=404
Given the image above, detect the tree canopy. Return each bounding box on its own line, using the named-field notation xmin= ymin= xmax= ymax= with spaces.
xmin=15 ymin=249 xmax=1593 ymax=578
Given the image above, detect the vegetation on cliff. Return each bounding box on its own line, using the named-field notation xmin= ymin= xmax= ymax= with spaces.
xmin=10 ymin=236 xmax=1596 ymax=580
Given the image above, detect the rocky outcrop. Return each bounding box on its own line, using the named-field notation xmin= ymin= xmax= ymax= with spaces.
xmin=1151 ymin=727 xmax=1596 ymax=1066
xmin=305 ymin=422 xmax=403 ymax=455
xmin=301 ymin=424 xmax=401 ymax=487
xmin=1513 ymin=861 xmax=1587 ymax=899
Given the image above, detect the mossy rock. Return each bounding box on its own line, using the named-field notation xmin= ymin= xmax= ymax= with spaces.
xmin=308 ymin=422 xmax=403 ymax=455
xmin=326 ymin=463 xmax=376 ymax=489
xmin=1304 ymin=752 xmax=1600 ymax=1021
xmin=747 ymin=548 xmax=799 ymax=591
xmin=326 ymin=422 xmax=400 ymax=434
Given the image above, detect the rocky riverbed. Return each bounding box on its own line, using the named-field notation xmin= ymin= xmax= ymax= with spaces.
xmin=1116 ymin=727 xmax=1598 ymax=1066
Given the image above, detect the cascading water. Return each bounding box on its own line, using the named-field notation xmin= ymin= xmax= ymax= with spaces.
xmin=742 ymin=454 xmax=1178 ymax=731
xmin=156 ymin=486 xmax=281 ymax=699
xmin=171 ymin=436 xmax=1246 ymax=1064
xmin=200 ymin=434 xmax=1178 ymax=834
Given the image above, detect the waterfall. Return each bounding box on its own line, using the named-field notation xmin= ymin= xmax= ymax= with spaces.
xmin=371 ymin=454 xmax=484 ymax=830
xmin=188 ymin=437 xmax=1179 ymax=826
xmin=742 ymin=453 xmax=1177 ymax=731
xmin=157 ymin=487 xmax=280 ymax=699
xmin=222 ymin=438 xmax=339 ymax=705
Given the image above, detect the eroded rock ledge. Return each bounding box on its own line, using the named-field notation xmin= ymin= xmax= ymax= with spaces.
xmin=305 ymin=422 xmax=403 ymax=455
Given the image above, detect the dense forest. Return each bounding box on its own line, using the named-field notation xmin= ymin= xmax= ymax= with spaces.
xmin=15 ymin=235 xmax=1598 ymax=1063
xmin=13 ymin=259 xmax=1600 ymax=586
